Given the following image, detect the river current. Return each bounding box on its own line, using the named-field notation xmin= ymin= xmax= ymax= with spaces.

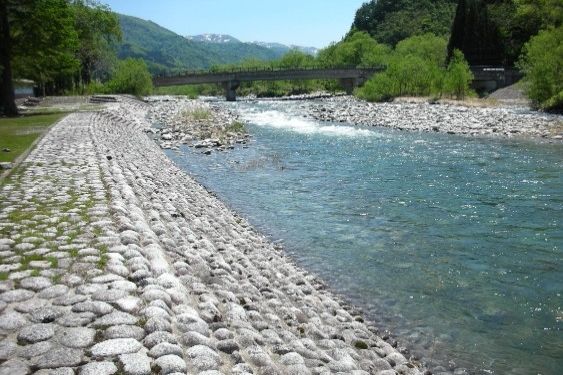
xmin=165 ymin=100 xmax=562 ymax=374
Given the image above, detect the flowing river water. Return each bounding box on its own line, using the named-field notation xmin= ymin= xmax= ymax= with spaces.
xmin=165 ymin=100 xmax=562 ymax=374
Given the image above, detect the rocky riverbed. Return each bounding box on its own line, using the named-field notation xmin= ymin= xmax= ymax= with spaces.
xmin=300 ymin=96 xmax=563 ymax=140
xmin=0 ymin=96 xmax=425 ymax=375
xmin=145 ymin=96 xmax=250 ymax=152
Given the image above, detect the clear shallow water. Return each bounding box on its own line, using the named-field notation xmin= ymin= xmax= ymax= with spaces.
xmin=166 ymin=101 xmax=563 ymax=374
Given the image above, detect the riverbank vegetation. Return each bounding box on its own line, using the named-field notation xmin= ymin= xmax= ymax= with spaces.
xmin=353 ymin=33 xmax=473 ymax=101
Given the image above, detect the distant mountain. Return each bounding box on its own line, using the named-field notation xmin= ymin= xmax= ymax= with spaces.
xmin=186 ymin=34 xmax=241 ymax=44
xmin=253 ymin=41 xmax=319 ymax=56
xmin=187 ymin=33 xmax=319 ymax=56
xmin=117 ymin=15 xmax=219 ymax=74
xmin=117 ymin=15 xmax=280 ymax=74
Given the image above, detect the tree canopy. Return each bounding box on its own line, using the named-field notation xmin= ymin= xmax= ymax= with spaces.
xmin=448 ymin=0 xmax=563 ymax=66
xmin=517 ymin=26 xmax=563 ymax=110
xmin=352 ymin=0 xmax=458 ymax=46
xmin=0 ymin=0 xmax=121 ymax=115
xmin=71 ymin=0 xmax=121 ymax=84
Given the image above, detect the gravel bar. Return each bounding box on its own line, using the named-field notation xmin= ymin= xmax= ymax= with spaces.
xmin=0 ymin=97 xmax=424 ymax=375
xmin=303 ymin=96 xmax=563 ymax=140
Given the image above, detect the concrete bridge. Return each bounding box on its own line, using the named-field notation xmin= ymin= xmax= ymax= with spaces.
xmin=153 ymin=67 xmax=383 ymax=101
xmin=153 ymin=65 xmax=520 ymax=101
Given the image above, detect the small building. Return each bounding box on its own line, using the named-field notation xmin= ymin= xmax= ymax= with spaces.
xmin=13 ymin=79 xmax=36 ymax=99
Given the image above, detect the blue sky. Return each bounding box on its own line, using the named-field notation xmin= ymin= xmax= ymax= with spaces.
xmin=103 ymin=0 xmax=367 ymax=48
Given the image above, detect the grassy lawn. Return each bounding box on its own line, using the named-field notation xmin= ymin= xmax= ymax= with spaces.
xmin=0 ymin=112 xmax=67 ymax=162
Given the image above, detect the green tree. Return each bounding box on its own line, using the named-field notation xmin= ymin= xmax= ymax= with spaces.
xmin=277 ymin=50 xmax=316 ymax=93
xmin=1 ymin=0 xmax=79 ymax=115
xmin=443 ymin=49 xmax=473 ymax=99
xmin=515 ymin=0 xmax=562 ymax=30
xmin=356 ymin=72 xmax=397 ymax=102
xmin=352 ymin=0 xmax=458 ymax=46
xmin=107 ymin=58 xmax=153 ymax=96
xmin=13 ymin=0 xmax=79 ymax=95
xmin=317 ymin=31 xmax=389 ymax=67
xmin=278 ymin=50 xmax=315 ymax=69
xmin=357 ymin=33 xmax=457 ymax=102
xmin=517 ymin=26 xmax=563 ymax=110
xmin=395 ymin=33 xmax=447 ymax=66
xmin=71 ymin=0 xmax=121 ymax=87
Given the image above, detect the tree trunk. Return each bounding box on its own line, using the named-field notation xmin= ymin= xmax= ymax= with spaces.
xmin=0 ymin=0 xmax=18 ymax=116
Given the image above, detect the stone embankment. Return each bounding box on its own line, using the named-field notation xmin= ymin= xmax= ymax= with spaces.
xmin=0 ymin=97 xmax=424 ymax=375
xmin=145 ymin=97 xmax=250 ymax=152
xmin=303 ymin=96 xmax=563 ymax=140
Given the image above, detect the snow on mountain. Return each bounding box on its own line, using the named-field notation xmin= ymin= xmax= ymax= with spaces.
xmin=186 ymin=34 xmax=241 ymax=43
xmin=186 ymin=34 xmax=319 ymax=55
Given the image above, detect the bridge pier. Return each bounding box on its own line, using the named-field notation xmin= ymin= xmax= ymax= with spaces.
xmin=339 ymin=78 xmax=358 ymax=95
xmin=222 ymin=80 xmax=240 ymax=101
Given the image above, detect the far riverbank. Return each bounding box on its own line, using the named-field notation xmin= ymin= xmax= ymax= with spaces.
xmin=297 ymin=96 xmax=562 ymax=140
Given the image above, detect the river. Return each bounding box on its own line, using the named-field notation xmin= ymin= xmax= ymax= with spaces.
xmin=165 ymin=99 xmax=562 ymax=374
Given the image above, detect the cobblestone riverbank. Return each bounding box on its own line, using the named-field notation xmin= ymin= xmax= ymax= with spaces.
xmin=0 ymin=97 xmax=424 ymax=375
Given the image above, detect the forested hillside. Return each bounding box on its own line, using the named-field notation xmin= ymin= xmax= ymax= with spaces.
xmin=448 ymin=0 xmax=562 ymax=66
xmin=117 ymin=14 xmax=218 ymax=74
xmin=117 ymin=14 xmax=280 ymax=74
xmin=352 ymin=0 xmax=458 ymax=46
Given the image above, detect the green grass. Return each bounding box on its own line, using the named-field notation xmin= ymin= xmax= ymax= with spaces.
xmin=183 ymin=108 xmax=212 ymax=122
xmin=19 ymin=254 xmax=45 ymax=270
xmin=96 ymin=244 xmax=109 ymax=269
xmin=51 ymin=273 xmax=62 ymax=283
xmin=47 ymin=256 xmax=58 ymax=268
xmin=0 ymin=113 xmax=67 ymax=162
xmin=97 ymin=254 xmax=109 ymax=269
xmin=225 ymin=121 xmax=246 ymax=134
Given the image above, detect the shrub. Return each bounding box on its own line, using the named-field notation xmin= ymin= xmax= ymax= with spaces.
xmin=356 ymin=33 xmax=451 ymax=102
xmin=443 ymin=49 xmax=474 ymax=100
xmin=517 ymin=26 xmax=563 ymax=111
xmin=356 ymin=72 xmax=397 ymax=102
xmin=225 ymin=121 xmax=245 ymax=133
xmin=84 ymin=81 xmax=109 ymax=95
xmin=357 ymin=54 xmax=445 ymax=102
xmin=182 ymin=108 xmax=211 ymax=122
xmin=107 ymin=58 xmax=153 ymax=96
